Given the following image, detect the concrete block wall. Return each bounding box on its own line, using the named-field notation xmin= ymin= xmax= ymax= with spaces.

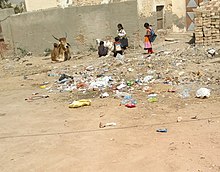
xmin=2 ymin=1 xmax=139 ymax=55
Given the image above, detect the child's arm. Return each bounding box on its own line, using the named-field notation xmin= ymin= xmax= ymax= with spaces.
xmin=145 ymin=29 xmax=151 ymax=37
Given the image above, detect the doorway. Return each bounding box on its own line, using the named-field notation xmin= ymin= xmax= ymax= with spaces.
xmin=0 ymin=24 xmax=4 ymax=42
xmin=156 ymin=5 xmax=164 ymax=30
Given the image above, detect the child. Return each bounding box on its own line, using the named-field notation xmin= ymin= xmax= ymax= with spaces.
xmin=117 ymin=23 xmax=128 ymax=49
xmin=113 ymin=37 xmax=123 ymax=57
xmin=98 ymin=41 xmax=108 ymax=57
xmin=144 ymin=22 xmax=154 ymax=54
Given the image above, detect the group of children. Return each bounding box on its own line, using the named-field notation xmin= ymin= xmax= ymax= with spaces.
xmin=98 ymin=23 xmax=127 ymax=58
xmin=98 ymin=22 xmax=156 ymax=57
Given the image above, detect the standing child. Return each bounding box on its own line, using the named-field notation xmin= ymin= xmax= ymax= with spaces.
xmin=113 ymin=37 xmax=123 ymax=57
xmin=117 ymin=23 xmax=128 ymax=50
xmin=144 ymin=22 xmax=154 ymax=54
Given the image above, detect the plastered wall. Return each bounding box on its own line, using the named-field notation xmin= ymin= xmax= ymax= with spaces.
xmin=2 ymin=1 xmax=139 ymax=55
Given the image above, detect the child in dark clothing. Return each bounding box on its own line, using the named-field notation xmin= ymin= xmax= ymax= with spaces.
xmin=98 ymin=41 xmax=108 ymax=57
xmin=113 ymin=37 xmax=123 ymax=57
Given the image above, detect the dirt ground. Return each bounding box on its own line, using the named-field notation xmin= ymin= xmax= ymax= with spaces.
xmin=0 ymin=33 xmax=220 ymax=172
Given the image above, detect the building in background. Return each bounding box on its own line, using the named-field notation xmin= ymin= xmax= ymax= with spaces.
xmin=25 ymin=0 xmax=73 ymax=11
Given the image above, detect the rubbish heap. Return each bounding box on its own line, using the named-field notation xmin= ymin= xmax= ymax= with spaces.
xmin=194 ymin=0 xmax=220 ymax=45
xmin=42 ymin=43 xmax=220 ymax=109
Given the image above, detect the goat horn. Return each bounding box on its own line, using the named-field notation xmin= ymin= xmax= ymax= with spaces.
xmin=52 ymin=35 xmax=59 ymax=41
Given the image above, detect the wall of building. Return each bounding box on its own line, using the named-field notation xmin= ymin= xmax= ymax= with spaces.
xmin=25 ymin=0 xmax=57 ymax=11
xmin=0 ymin=8 xmax=15 ymax=41
xmin=23 ymin=0 xmax=190 ymax=33
xmin=137 ymin=0 xmax=171 ymax=17
xmin=25 ymin=0 xmax=73 ymax=11
xmin=137 ymin=0 xmax=173 ymax=31
xmin=172 ymin=0 xmax=186 ymax=32
xmin=24 ymin=0 xmax=123 ymax=11
xmin=2 ymin=1 xmax=139 ymax=55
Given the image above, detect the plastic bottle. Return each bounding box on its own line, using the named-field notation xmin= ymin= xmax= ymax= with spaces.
xmin=156 ymin=128 xmax=168 ymax=133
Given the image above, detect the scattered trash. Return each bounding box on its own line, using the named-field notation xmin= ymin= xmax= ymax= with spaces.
xmin=126 ymin=80 xmax=134 ymax=86
xmin=114 ymin=91 xmax=131 ymax=98
xmin=59 ymin=74 xmax=73 ymax=81
xmin=48 ymin=73 xmax=59 ymax=77
xmin=15 ymin=39 xmax=218 ymax=116
xmin=196 ymin=88 xmax=211 ymax=98
xmin=89 ymin=76 xmax=112 ymax=89
xmin=125 ymin=103 xmax=136 ymax=108
xmin=116 ymin=53 xmax=124 ymax=60
xmin=168 ymin=89 xmax=176 ymax=93
xmin=127 ymin=68 xmax=134 ymax=72
xmin=99 ymin=122 xmax=116 ymax=128
xmin=100 ymin=92 xmax=109 ymax=98
xmin=32 ymin=92 xmax=39 ymax=95
xmin=208 ymin=119 xmax=214 ymax=123
xmin=181 ymin=88 xmax=190 ymax=98
xmin=76 ymin=82 xmax=87 ymax=89
xmin=121 ymin=95 xmax=137 ymax=105
xmin=156 ymin=128 xmax=168 ymax=133
xmin=207 ymin=48 xmax=216 ymax=57
xmin=148 ymin=97 xmax=158 ymax=102
xmin=86 ymin=65 xmax=94 ymax=71
xmin=26 ymin=63 xmax=33 ymax=66
xmin=40 ymin=85 xmax=46 ymax=89
xmin=147 ymin=94 xmax=158 ymax=103
xmin=25 ymin=95 xmax=49 ymax=102
xmin=117 ymin=82 xmax=127 ymax=90
xmin=26 ymin=52 xmax=32 ymax=56
xmin=147 ymin=94 xmax=157 ymax=98
xmin=42 ymin=81 xmax=49 ymax=85
xmin=177 ymin=117 xmax=182 ymax=122
xmin=143 ymin=75 xmax=154 ymax=83
xmin=191 ymin=116 xmax=197 ymax=119
xmin=69 ymin=99 xmax=91 ymax=108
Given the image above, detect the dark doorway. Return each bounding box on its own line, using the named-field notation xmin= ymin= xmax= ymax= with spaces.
xmin=0 ymin=24 xmax=4 ymax=42
xmin=156 ymin=5 xmax=164 ymax=30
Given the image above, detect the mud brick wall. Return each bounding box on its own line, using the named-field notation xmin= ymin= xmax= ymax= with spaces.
xmin=194 ymin=0 xmax=220 ymax=45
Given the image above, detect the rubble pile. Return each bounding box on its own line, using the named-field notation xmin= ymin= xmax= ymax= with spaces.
xmin=42 ymin=44 xmax=219 ymax=106
xmin=2 ymin=33 xmax=219 ymax=107
xmin=194 ymin=0 xmax=220 ymax=45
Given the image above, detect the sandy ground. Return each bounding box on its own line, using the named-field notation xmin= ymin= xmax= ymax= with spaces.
xmin=0 ymin=33 xmax=220 ymax=172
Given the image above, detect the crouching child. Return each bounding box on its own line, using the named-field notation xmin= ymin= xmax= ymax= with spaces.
xmin=113 ymin=37 xmax=123 ymax=57
xmin=98 ymin=41 xmax=108 ymax=57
